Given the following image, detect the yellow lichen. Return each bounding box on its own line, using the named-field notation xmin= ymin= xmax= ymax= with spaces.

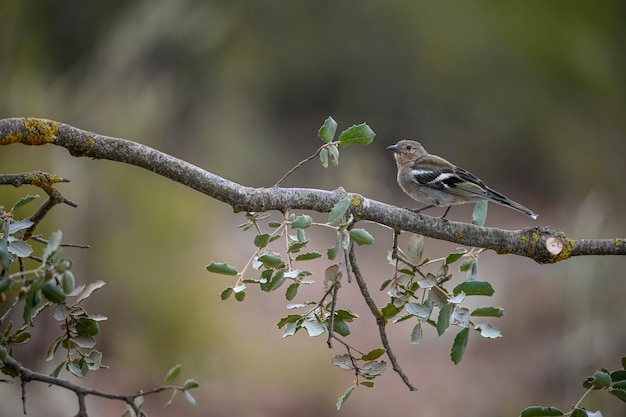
xmin=350 ymin=195 xmax=361 ymax=207
xmin=0 ymin=132 xmax=24 ymax=145
xmin=454 ymin=233 xmax=463 ymax=240
xmin=23 ymin=117 xmax=58 ymax=145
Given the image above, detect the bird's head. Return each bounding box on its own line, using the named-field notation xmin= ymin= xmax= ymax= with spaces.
xmin=386 ymin=140 xmax=427 ymax=164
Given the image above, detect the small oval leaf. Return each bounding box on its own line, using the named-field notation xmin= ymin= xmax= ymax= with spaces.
xmin=206 ymin=262 xmax=238 ymax=276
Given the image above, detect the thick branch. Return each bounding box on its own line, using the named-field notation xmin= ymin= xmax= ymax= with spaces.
xmin=1 ymin=117 xmax=624 ymax=264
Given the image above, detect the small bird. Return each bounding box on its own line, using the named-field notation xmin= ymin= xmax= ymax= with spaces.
xmin=387 ymin=140 xmax=538 ymax=219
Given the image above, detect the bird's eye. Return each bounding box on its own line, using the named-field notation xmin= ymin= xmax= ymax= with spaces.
xmin=406 ymin=145 xmax=412 ymax=151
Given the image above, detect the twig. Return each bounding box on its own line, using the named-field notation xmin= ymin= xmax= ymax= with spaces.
xmin=273 ymin=145 xmax=325 ymax=187
xmin=31 ymin=236 xmax=90 ymax=249
xmin=347 ymin=243 xmax=417 ymax=391
xmin=326 ymin=270 xmax=341 ymax=348
xmin=2 ymin=354 xmax=186 ymax=417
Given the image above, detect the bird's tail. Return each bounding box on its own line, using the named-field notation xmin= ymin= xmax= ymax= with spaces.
xmin=487 ymin=189 xmax=538 ymax=219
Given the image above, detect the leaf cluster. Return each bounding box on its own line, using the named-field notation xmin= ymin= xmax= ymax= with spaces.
xmin=519 ymin=356 xmax=626 ymax=417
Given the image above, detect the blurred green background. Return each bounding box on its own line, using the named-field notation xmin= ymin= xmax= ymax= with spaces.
xmin=1 ymin=1 xmax=625 ymax=416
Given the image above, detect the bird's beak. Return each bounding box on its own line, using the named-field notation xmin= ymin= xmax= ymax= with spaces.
xmin=386 ymin=144 xmax=400 ymax=153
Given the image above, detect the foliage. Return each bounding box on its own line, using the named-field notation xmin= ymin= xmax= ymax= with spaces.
xmin=0 ymin=197 xmax=198 ymax=415
xmin=519 ymin=356 xmax=626 ymax=417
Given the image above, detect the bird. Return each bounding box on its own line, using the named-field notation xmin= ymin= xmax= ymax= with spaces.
xmin=387 ymin=140 xmax=538 ymax=219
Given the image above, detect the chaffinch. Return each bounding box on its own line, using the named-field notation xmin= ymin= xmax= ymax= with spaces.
xmin=387 ymin=140 xmax=538 ymax=219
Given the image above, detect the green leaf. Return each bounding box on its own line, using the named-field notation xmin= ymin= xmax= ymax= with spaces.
xmin=333 ymin=319 xmax=350 ymax=336
xmin=349 ymin=228 xmax=374 ymax=245
xmin=471 ymin=306 xmax=504 ymax=317
xmin=285 ymin=283 xmax=299 ymax=301
xmin=336 ymin=385 xmax=356 ymax=410
xmin=570 ymin=408 xmax=589 ymax=417
xmin=381 ymin=302 xmax=400 ymax=319
xmin=8 ymin=219 xmax=34 ymax=234
xmin=295 ymin=251 xmax=322 ymax=261
xmin=76 ymin=318 xmax=100 ymax=336
xmin=407 ymin=234 xmax=424 ymax=264
xmin=474 ymin=323 xmax=502 ymax=338
xmin=362 ymin=348 xmax=386 ymax=361
xmin=327 ymin=233 xmax=341 ymax=260
xmin=183 ymin=379 xmax=200 ymax=390
xmin=335 ymin=309 xmax=358 ymax=322
xmin=466 ymin=259 xmax=479 ymax=281
xmin=258 ymin=253 xmax=284 ymax=268
xmin=50 ymin=361 xmax=65 ymax=378
xmin=206 ymin=262 xmax=238 ymax=276
xmin=410 ymin=322 xmax=422 ymax=345
xmin=220 ymin=287 xmax=233 ymax=300
xmin=472 ymin=200 xmax=488 ymax=226
xmin=318 ymin=116 xmax=337 ymax=144
xmin=42 ymin=282 xmax=66 ymax=303
xmin=436 ymin=303 xmax=453 ymax=336
xmin=42 ymin=230 xmax=63 ymax=263
xmin=302 ymin=318 xmax=326 ymax=337
xmin=266 ymin=270 xmax=287 ymax=291
xmin=164 ymin=364 xmax=181 ymax=384
xmin=183 ymin=390 xmax=197 ymax=406
xmin=612 ymin=369 xmax=626 ymax=382
xmin=291 ymin=214 xmax=312 ymax=229
xmin=9 ymin=240 xmax=33 ymax=257
xmin=338 ymin=123 xmax=375 ymax=148
xmin=23 ymin=290 xmax=41 ymax=323
xmin=405 ymin=302 xmax=433 ymax=320
xmin=453 ymin=281 xmax=494 ymax=296
xmin=445 ymin=248 xmax=467 ymax=265
xmin=68 ymin=359 xmax=88 ymax=378
xmin=319 ymin=148 xmax=329 ymax=168
xmin=277 ymin=314 xmax=302 ymax=329
xmin=519 ymin=406 xmax=564 ymax=416
xmin=76 ymin=280 xmax=106 ymax=303
xmin=0 ymin=277 xmax=12 ymax=293
xmin=287 ymin=241 xmax=308 ymax=253
xmin=12 ymin=331 xmax=31 ymax=344
xmin=10 ymin=195 xmax=39 ymax=213
xmin=329 ymin=144 xmax=340 ymax=166
xmin=360 ymin=381 xmax=375 ymax=388
xmin=328 ymin=198 xmax=351 ymax=224
xmin=0 ymin=220 xmax=10 ymax=271
xmin=450 ymin=327 xmax=470 ymax=365
xmin=583 ymin=370 xmax=611 ymax=390
xmin=0 ymin=346 xmax=6 ymax=360
xmin=62 ymin=271 xmax=75 ymax=294
xmin=359 ymin=361 xmax=387 ymax=378
xmin=610 ymin=388 xmax=626 ymax=403
xmin=459 ymin=259 xmax=474 ymax=272
xmin=234 ymin=291 xmax=246 ymax=302
xmin=254 ymin=234 xmax=271 ymax=248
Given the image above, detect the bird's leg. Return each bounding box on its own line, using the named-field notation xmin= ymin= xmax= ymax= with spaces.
xmin=440 ymin=206 xmax=451 ymax=218
xmin=405 ymin=204 xmax=436 ymax=213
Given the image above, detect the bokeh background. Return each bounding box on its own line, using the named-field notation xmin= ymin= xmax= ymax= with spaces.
xmin=1 ymin=1 xmax=625 ymax=416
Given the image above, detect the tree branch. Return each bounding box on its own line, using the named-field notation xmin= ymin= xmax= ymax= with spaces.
xmin=1 ymin=354 xmax=189 ymax=417
xmin=347 ymin=243 xmax=417 ymax=391
xmin=1 ymin=117 xmax=624 ymax=264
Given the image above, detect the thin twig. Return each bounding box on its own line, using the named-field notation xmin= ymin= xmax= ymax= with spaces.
xmin=326 ymin=271 xmax=342 ymax=348
xmin=31 ymin=236 xmax=90 ymax=249
xmin=273 ymin=144 xmax=326 ymax=187
xmin=347 ymin=243 xmax=417 ymax=391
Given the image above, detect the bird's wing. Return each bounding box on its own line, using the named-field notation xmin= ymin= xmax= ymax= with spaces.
xmin=411 ymin=165 xmax=491 ymax=198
